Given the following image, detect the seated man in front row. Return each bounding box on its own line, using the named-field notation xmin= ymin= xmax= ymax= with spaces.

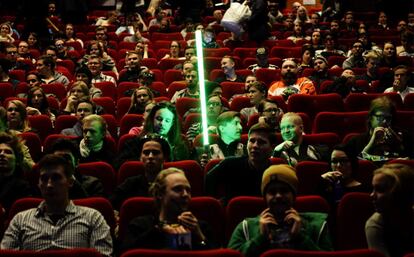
xmin=121 ymin=168 xmax=215 ymax=252
xmin=1 ymin=154 xmax=113 ymax=257
xmin=228 ymin=164 xmax=333 ymax=257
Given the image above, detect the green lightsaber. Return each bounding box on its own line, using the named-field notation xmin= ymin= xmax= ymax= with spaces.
xmin=195 ymin=30 xmax=209 ymax=146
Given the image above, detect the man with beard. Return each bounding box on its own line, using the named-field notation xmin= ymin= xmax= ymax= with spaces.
xmin=309 ymin=56 xmax=335 ymax=92
xmin=268 ymin=59 xmax=316 ymax=101
xmin=384 ymin=65 xmax=414 ymax=101
xmin=206 ymin=123 xmax=277 ymax=204
xmin=171 ymin=69 xmax=200 ymax=104
xmin=273 ymin=112 xmax=327 ymax=166
xmin=121 ymin=168 xmax=213 ymax=251
xmin=111 ymin=134 xmax=171 ymax=210
xmin=228 ymin=164 xmax=332 ymax=256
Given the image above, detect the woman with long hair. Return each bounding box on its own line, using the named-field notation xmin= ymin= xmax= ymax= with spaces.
xmin=26 ymin=86 xmax=56 ymax=125
xmin=141 ymin=101 xmax=189 ymax=160
xmin=127 ymin=86 xmax=154 ymax=114
xmin=6 ymin=100 xmax=31 ymax=133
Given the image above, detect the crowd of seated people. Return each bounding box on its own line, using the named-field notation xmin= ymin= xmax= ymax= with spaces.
xmin=0 ymin=1 xmax=413 ymax=257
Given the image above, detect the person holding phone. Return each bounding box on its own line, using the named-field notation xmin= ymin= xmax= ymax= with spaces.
xmin=228 ymin=164 xmax=333 ymax=257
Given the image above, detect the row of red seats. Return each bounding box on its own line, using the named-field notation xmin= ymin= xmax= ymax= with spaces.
xmin=0 ymin=192 xmax=377 ymax=249
xmin=0 ymin=248 xmax=393 ymax=257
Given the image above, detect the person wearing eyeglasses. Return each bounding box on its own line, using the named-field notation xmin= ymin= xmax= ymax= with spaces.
xmin=349 ymin=97 xmax=414 ymax=162
xmin=273 ymin=112 xmax=327 ymax=166
xmin=257 ymin=99 xmax=284 ymax=132
xmin=171 ymin=69 xmax=200 ymax=104
xmin=318 ymin=144 xmax=370 ymax=209
xmin=4 ymin=43 xmax=30 ymax=72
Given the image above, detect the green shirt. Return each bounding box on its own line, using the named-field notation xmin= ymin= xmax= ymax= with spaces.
xmin=228 ymin=212 xmax=333 ymax=257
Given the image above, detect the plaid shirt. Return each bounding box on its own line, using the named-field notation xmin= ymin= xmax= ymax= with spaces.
xmin=1 ymin=201 xmax=113 ymax=257
xmin=92 ymin=72 xmax=117 ymax=87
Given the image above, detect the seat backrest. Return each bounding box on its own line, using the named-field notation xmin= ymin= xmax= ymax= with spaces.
xmin=164 ymin=160 xmax=204 ymax=196
xmin=312 ymin=111 xmax=368 ymax=140
xmin=230 ymin=96 xmax=253 ymax=112
xmin=18 ymin=132 xmax=42 ymax=162
xmin=55 ymin=115 xmax=78 ymax=134
xmin=117 ymin=97 xmax=132 ymax=120
xmin=119 ymin=114 xmax=144 ymax=137
xmin=117 ymin=82 xmax=140 ymax=99
xmin=101 ymin=114 xmax=118 ymax=139
xmin=255 ymin=68 xmax=281 ymax=87
xmin=175 ymin=97 xmax=200 ymax=118
xmin=260 ymin=249 xmax=385 ymax=257
xmin=164 ymin=69 xmax=184 ymax=86
xmin=344 ymin=93 xmax=403 ymax=111
xmin=403 ymin=93 xmax=414 ymax=110
xmin=94 ymin=81 xmax=117 ymax=100
xmin=27 ymin=115 xmax=54 ymax=142
xmin=77 ymin=162 xmax=117 ymax=196
xmin=120 ymin=248 xmax=242 ymax=257
xmin=336 ymin=192 xmax=374 ymax=250
xmin=287 ymin=93 xmax=344 ymax=120
xmin=93 ymin=97 xmax=116 ymax=116
xmin=395 ymin=110 xmax=414 ymax=140
xmin=41 ymin=83 xmax=67 ymax=101
xmin=0 ymin=82 xmax=15 ymax=102
xmin=295 ymin=161 xmax=331 ymax=196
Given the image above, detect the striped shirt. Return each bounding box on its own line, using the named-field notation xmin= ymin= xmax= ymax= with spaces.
xmin=92 ymin=73 xmax=117 ymax=87
xmin=1 ymin=201 xmax=113 ymax=257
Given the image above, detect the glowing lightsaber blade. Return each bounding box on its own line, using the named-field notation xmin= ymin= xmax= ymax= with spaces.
xmin=195 ymin=30 xmax=209 ymax=146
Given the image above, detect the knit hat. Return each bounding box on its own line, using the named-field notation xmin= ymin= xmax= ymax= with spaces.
xmin=314 ymin=55 xmax=328 ymax=64
xmin=261 ymin=164 xmax=298 ymax=194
